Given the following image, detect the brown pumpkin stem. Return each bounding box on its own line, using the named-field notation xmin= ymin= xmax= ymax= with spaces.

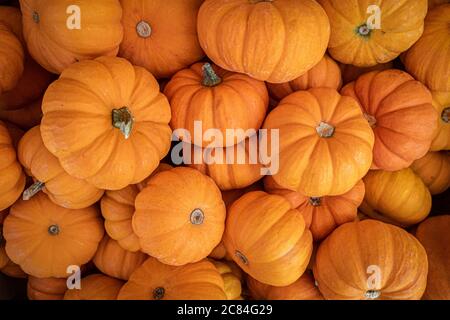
xmin=235 ymin=250 xmax=249 ymax=265
xmin=364 ymin=113 xmax=377 ymax=127
xmin=48 ymin=224 xmax=60 ymax=236
xmin=153 ymin=287 xmax=165 ymax=300
xmin=202 ymin=63 xmax=222 ymax=87
xmin=364 ymin=290 xmax=381 ymax=300
xmin=190 ymin=209 xmax=204 ymax=225
xmin=136 ymin=21 xmax=152 ymax=38
xmin=23 ymin=181 xmax=45 ymax=201
xmin=357 ymin=24 xmax=371 ymax=37
xmin=32 ymin=11 xmax=40 ymax=23
xmin=442 ymin=107 xmax=449 ymax=123
xmin=316 ymin=122 xmax=335 ymax=138
xmin=112 ymin=107 xmax=134 ymax=139
xmin=309 ymin=197 xmax=322 ymax=207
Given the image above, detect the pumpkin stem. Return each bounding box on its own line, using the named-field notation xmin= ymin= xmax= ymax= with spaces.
xmin=235 ymin=250 xmax=249 ymax=265
xmin=32 ymin=11 xmax=40 ymax=24
xmin=202 ymin=63 xmax=222 ymax=87
xmin=112 ymin=107 xmax=134 ymax=139
xmin=309 ymin=197 xmax=322 ymax=207
xmin=442 ymin=107 xmax=449 ymax=123
xmin=153 ymin=287 xmax=165 ymax=300
xmin=136 ymin=21 xmax=152 ymax=38
xmin=48 ymin=224 xmax=60 ymax=236
xmin=364 ymin=113 xmax=377 ymax=127
xmin=190 ymin=209 xmax=204 ymax=225
xmin=23 ymin=181 xmax=45 ymax=201
xmin=316 ymin=122 xmax=335 ymax=138
xmin=356 ymin=24 xmax=371 ymax=38
xmin=365 ymin=290 xmax=381 ymax=300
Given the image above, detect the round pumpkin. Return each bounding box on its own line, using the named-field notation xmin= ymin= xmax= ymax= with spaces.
xmin=0 ymin=98 xmax=42 ymax=130
xmin=0 ymin=23 xmax=24 ymax=94
xmin=411 ymin=151 xmax=450 ymax=195
xmin=18 ymin=126 xmax=104 ymax=209
xmin=415 ymin=215 xmax=450 ymax=300
xmin=40 ymin=56 xmax=172 ymax=191
xmin=197 ymin=0 xmax=330 ymax=83
xmin=164 ymin=62 xmax=269 ymax=147
xmin=118 ymin=258 xmax=227 ymax=300
xmin=403 ymin=5 xmax=450 ymax=92
xmin=27 ymin=276 xmax=67 ymax=300
xmin=3 ymin=192 xmax=104 ymax=278
xmin=429 ymin=91 xmax=450 ymax=151
xmin=360 ymin=168 xmax=431 ymax=227
xmin=263 ymin=88 xmax=374 ymax=197
xmin=342 ymin=69 xmax=437 ymax=171
xmin=314 ymin=220 xmax=428 ymax=300
xmin=265 ymin=177 xmax=365 ymax=241
xmin=339 ymin=61 xmax=394 ymax=85
xmin=210 ymin=260 xmax=242 ymax=300
xmin=64 ymin=274 xmax=124 ymax=300
xmin=119 ymin=0 xmax=204 ymax=79
xmin=133 ymin=167 xmax=226 ymax=266
xmin=93 ymin=235 xmax=147 ymax=281
xmin=319 ymin=0 xmax=428 ymax=67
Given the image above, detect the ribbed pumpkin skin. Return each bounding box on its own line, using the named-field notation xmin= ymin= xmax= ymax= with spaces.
xmin=403 ymin=5 xmax=450 ymax=92
xmin=416 ymin=215 xmax=450 ymax=300
xmin=411 ymin=152 xmax=450 ymax=195
xmin=0 ymin=99 xmax=42 ymax=130
xmin=319 ymin=0 xmax=427 ymax=67
xmin=119 ymin=0 xmax=204 ymax=79
xmin=342 ymin=69 xmax=437 ymax=171
xmin=0 ymin=23 xmax=24 ymax=94
xmin=0 ymin=6 xmax=23 ymax=42
xmin=210 ymin=260 xmax=242 ymax=300
xmin=27 ymin=276 xmax=67 ymax=300
xmin=64 ymin=274 xmax=124 ymax=300
xmin=263 ymin=88 xmax=374 ymax=197
xmin=430 ymin=91 xmax=450 ymax=151
xmin=339 ymin=62 xmax=394 ymax=85
xmin=314 ymin=220 xmax=428 ymax=300
xmin=197 ymin=0 xmax=330 ymax=83
xmin=361 ymin=169 xmax=431 ymax=227
xmin=223 ymin=191 xmax=313 ymax=287
xmin=118 ymin=258 xmax=227 ymax=300
xmin=268 ymin=55 xmax=342 ymax=101
xmin=40 ymin=57 xmax=172 ymax=191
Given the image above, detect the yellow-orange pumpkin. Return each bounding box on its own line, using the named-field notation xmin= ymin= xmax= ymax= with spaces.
xmin=429 ymin=91 xmax=450 ymax=151
xmin=64 ymin=274 xmax=124 ymax=300
xmin=210 ymin=260 xmax=242 ymax=300
xmin=0 ymin=23 xmax=24 ymax=94
xmin=411 ymin=152 xmax=450 ymax=195
xmin=27 ymin=276 xmax=67 ymax=300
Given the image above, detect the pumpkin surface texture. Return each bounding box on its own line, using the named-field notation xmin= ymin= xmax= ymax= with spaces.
xmin=411 ymin=151 xmax=450 ymax=195
xmin=429 ymin=90 xmax=450 ymax=151
xmin=0 ymin=23 xmax=24 ymax=94
xmin=64 ymin=274 xmax=124 ymax=300
xmin=27 ymin=276 xmax=67 ymax=300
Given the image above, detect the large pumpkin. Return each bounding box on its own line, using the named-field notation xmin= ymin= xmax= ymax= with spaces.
xmin=64 ymin=274 xmax=124 ymax=300
xmin=18 ymin=126 xmax=104 ymax=209
xmin=223 ymin=191 xmax=313 ymax=287
xmin=0 ymin=98 xmax=42 ymax=130
xmin=133 ymin=167 xmax=226 ymax=266
xmin=3 ymin=192 xmax=104 ymax=278
xmin=429 ymin=91 xmax=450 ymax=151
xmin=197 ymin=0 xmax=330 ymax=83
xmin=411 ymin=152 xmax=450 ymax=195
xmin=319 ymin=0 xmax=428 ymax=67
xmin=118 ymin=258 xmax=227 ymax=300
xmin=164 ymin=62 xmax=268 ymax=147
xmin=342 ymin=69 xmax=437 ymax=171
xmin=314 ymin=220 xmax=428 ymax=300
xmin=40 ymin=57 xmax=172 ymax=190
xmin=263 ymin=88 xmax=374 ymax=197
xmin=210 ymin=260 xmax=242 ymax=300
xmin=119 ymin=0 xmax=204 ymax=79
xmin=0 ymin=23 xmax=24 ymax=94
xmin=27 ymin=276 xmax=67 ymax=300
xmin=339 ymin=62 xmax=394 ymax=85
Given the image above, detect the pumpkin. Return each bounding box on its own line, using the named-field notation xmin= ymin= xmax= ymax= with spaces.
xmin=0 ymin=121 xmax=25 ymax=211
xmin=314 ymin=220 xmax=428 ymax=300
xmin=265 ymin=177 xmax=365 ymax=241
xmin=0 ymin=218 xmax=8 ymax=269
xmin=0 ymin=98 xmax=42 ymax=130
xmin=267 ymin=55 xmax=342 ymax=102
xmin=119 ymin=0 xmax=204 ymax=79
xmin=339 ymin=62 xmax=394 ymax=85
xmin=428 ymin=0 xmax=450 ymax=9
xmin=101 ymin=163 xmax=172 ymax=252
xmin=263 ymin=88 xmax=374 ymax=197
xmin=164 ymin=62 xmax=269 ymax=147
xmin=223 ymin=191 xmax=313 ymax=286
xmin=403 ymin=5 xmax=450 ymax=92
xmin=247 ymin=271 xmax=323 ymax=300
xmin=27 ymin=276 xmax=67 ymax=300
xmin=118 ymin=258 xmax=227 ymax=300
xmin=360 ymin=169 xmax=431 ymax=227
xmin=429 ymin=91 xmax=450 ymax=151
xmin=64 ymin=274 xmax=124 ymax=300
xmin=19 ymin=0 xmax=123 ymax=74
xmin=1 ymin=260 xmax=27 ymax=278
xmin=40 ymin=56 xmax=172 ymax=191
xmin=341 ymin=69 xmax=437 ymax=171
xmin=319 ymin=0 xmax=428 ymax=67
xmin=411 ymin=152 xmax=450 ymax=195
xmin=133 ymin=167 xmax=226 ymax=266
xmin=0 ymin=6 xmax=23 ymax=43
xmin=93 ymin=235 xmax=147 ymax=281
xmin=18 ymin=126 xmax=104 ymax=209
xmin=3 ymin=192 xmax=104 ymax=278
xmin=210 ymin=260 xmax=242 ymax=300
xmin=197 ymin=0 xmax=330 ymax=83
xmin=415 ymin=215 xmax=450 ymax=300
xmin=0 ymin=23 xmax=24 ymax=94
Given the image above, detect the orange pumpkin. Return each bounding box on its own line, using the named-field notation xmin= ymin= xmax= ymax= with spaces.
xmin=119 ymin=0 xmax=204 ymax=79
xmin=27 ymin=276 xmax=67 ymax=300
xmin=429 ymin=91 xmax=450 ymax=151
xmin=416 ymin=215 xmax=450 ymax=300
xmin=265 ymin=177 xmax=365 ymax=241
xmin=403 ymin=5 xmax=450 ymax=92
xmin=0 ymin=98 xmax=42 ymax=130
xmin=268 ymin=55 xmax=342 ymax=101
xmin=197 ymin=0 xmax=330 ymax=83
xmin=0 ymin=23 xmax=24 ymax=94
xmin=1 ymin=260 xmax=27 ymax=278
xmin=342 ymin=69 xmax=437 ymax=171
xmin=93 ymin=235 xmax=147 ymax=281
xmin=164 ymin=62 xmax=268 ymax=147
xmin=314 ymin=220 xmax=428 ymax=300
xmin=118 ymin=258 xmax=227 ymax=300
xmin=319 ymin=0 xmax=428 ymax=67
xmin=210 ymin=260 xmax=242 ymax=300
xmin=339 ymin=62 xmax=394 ymax=85
xmin=263 ymin=88 xmax=374 ymax=197
xmin=64 ymin=274 xmax=124 ymax=300
xmin=0 ymin=6 xmax=23 ymax=43
xmin=223 ymin=191 xmax=313 ymax=286
xmin=411 ymin=152 xmax=450 ymax=195
xmin=40 ymin=57 xmax=172 ymax=190
xmin=133 ymin=167 xmax=226 ymax=266
xmin=3 ymin=192 xmax=104 ymax=278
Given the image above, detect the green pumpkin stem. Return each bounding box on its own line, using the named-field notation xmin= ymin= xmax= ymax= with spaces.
xmin=202 ymin=63 xmax=222 ymax=87
xmin=23 ymin=181 xmax=45 ymax=201
xmin=112 ymin=107 xmax=134 ymax=139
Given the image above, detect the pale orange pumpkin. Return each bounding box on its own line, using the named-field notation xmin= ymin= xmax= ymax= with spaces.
xmin=0 ymin=23 xmax=24 ymax=94
xmin=429 ymin=91 xmax=450 ymax=151
xmin=411 ymin=152 xmax=450 ymax=195
xmin=64 ymin=274 xmax=124 ymax=300
xmin=27 ymin=276 xmax=67 ymax=300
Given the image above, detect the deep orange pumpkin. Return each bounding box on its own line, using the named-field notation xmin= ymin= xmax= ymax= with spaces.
xmin=411 ymin=152 xmax=450 ymax=195
xmin=0 ymin=23 xmax=24 ymax=94
xmin=64 ymin=274 xmax=124 ymax=300
xmin=1 ymin=260 xmax=27 ymax=279
xmin=27 ymin=276 xmax=67 ymax=300
xmin=429 ymin=91 xmax=450 ymax=151
xmin=0 ymin=98 xmax=42 ymax=130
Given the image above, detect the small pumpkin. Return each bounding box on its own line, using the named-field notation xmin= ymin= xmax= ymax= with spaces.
xmin=314 ymin=220 xmax=428 ymax=300
xmin=40 ymin=57 xmax=172 ymax=190
xmin=133 ymin=167 xmax=226 ymax=266
xmin=339 ymin=62 xmax=394 ymax=85
xmin=64 ymin=274 xmax=124 ymax=300
xmin=27 ymin=276 xmax=67 ymax=300
xmin=3 ymin=192 xmax=104 ymax=278
xmin=342 ymin=69 xmax=437 ymax=171
xmin=210 ymin=260 xmax=242 ymax=300
xmin=118 ymin=258 xmax=227 ymax=300
xmin=0 ymin=23 xmax=24 ymax=94
xmin=429 ymin=91 xmax=450 ymax=151
xmin=0 ymin=98 xmax=42 ymax=130
xmin=411 ymin=151 xmax=450 ymax=195
xmin=197 ymin=0 xmax=330 ymax=83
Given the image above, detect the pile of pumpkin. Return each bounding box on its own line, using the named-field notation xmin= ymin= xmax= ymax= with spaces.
xmin=0 ymin=0 xmax=449 ymax=300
